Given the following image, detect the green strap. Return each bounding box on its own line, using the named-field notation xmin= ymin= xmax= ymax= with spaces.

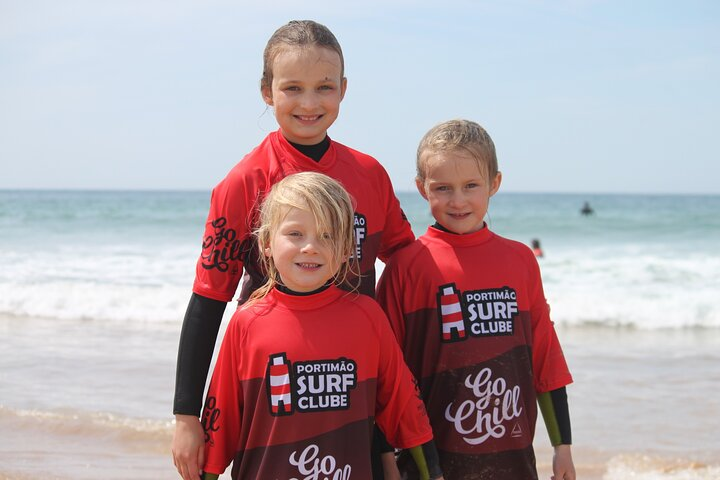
xmin=537 ymin=391 xmax=562 ymax=446
xmin=408 ymin=445 xmax=431 ymax=480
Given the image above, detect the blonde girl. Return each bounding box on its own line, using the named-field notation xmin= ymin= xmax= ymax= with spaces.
xmin=198 ymin=173 xmax=442 ymax=480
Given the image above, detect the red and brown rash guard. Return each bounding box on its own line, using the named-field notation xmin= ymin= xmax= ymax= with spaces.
xmin=192 ymin=130 xmax=414 ymax=304
xmin=201 ymin=286 xmax=433 ymax=478
xmin=376 ymin=226 xmax=573 ymax=479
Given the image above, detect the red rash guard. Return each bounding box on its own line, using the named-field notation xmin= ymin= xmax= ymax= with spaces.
xmin=201 ymin=286 xmax=433 ymax=478
xmin=192 ymin=130 xmax=414 ymax=303
xmin=376 ymin=225 xmax=573 ymax=479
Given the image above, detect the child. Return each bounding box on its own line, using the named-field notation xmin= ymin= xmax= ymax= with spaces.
xmin=172 ymin=20 xmax=414 ymax=479
xmin=376 ymin=120 xmax=576 ymax=479
xmin=198 ymin=172 xmax=443 ymax=480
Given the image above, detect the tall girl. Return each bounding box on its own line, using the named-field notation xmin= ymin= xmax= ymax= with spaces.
xmin=172 ymin=20 xmax=414 ymax=479
xmin=198 ymin=172 xmax=441 ymax=480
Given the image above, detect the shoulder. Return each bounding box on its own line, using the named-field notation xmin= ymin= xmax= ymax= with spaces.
xmin=211 ymin=135 xmax=278 ymax=201
xmin=331 ymin=139 xmax=389 ymax=174
xmin=492 ymin=232 xmax=534 ymax=255
xmin=387 ymin=238 xmax=429 ymax=268
xmin=378 ymin=239 xmax=434 ymax=292
xmin=340 ymin=293 xmax=388 ymax=325
xmin=488 ymin=232 xmax=541 ymax=276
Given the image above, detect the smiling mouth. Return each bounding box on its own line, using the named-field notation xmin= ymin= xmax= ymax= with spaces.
xmin=296 ymin=262 xmax=322 ymax=269
xmin=295 ymin=115 xmax=322 ymax=122
xmin=448 ymin=213 xmax=471 ymax=219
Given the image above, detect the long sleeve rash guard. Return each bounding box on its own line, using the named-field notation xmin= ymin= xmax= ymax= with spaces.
xmin=173 ymin=130 xmax=414 ymax=416
xmin=376 ymin=225 xmax=573 ymax=479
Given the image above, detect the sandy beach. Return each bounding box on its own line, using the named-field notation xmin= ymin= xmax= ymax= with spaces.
xmin=2 ymin=314 xmax=718 ymax=480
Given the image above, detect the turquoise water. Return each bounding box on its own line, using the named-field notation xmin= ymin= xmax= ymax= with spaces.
xmin=2 ymin=189 xmax=718 ymax=328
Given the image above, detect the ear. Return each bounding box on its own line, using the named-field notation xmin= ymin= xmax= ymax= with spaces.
xmin=264 ymin=246 xmax=272 ymax=257
xmin=339 ymin=77 xmax=348 ymax=101
xmin=261 ymin=85 xmax=273 ymax=106
xmin=415 ymin=177 xmax=428 ymax=200
xmin=489 ymin=172 xmax=502 ymax=197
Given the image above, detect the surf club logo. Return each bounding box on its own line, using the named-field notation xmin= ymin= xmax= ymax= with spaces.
xmin=289 ymin=444 xmax=351 ymax=480
xmin=353 ymin=213 xmax=366 ymax=260
xmin=200 ymin=216 xmax=245 ymax=274
xmin=436 ymin=283 xmax=518 ymax=342
xmin=444 ymin=367 xmax=523 ymax=445
xmin=266 ymin=353 xmax=357 ymax=416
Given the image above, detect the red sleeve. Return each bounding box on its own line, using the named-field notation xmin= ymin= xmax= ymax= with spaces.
xmin=369 ymin=302 xmax=433 ymax=449
xmin=376 ymin=168 xmax=415 ymax=263
xmin=526 ymin=253 xmax=573 ymax=393
xmin=202 ymin=316 xmax=244 ymax=474
xmin=192 ymin=167 xmax=262 ymax=302
xmin=375 ymin=254 xmax=407 ymax=345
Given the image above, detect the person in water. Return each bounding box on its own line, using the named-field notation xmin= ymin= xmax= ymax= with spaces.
xmin=531 ymin=238 xmax=544 ymax=258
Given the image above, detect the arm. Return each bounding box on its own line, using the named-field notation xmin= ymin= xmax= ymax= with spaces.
xmin=538 ymin=387 xmax=575 ymax=480
xmin=407 ymin=440 xmax=444 ymax=480
xmin=376 ymin=167 xmax=415 ymax=262
xmin=525 ymin=250 xmax=574 ymax=479
xmin=372 ymin=303 xmax=437 ymax=464
xmin=199 ymin=315 xmax=244 ymax=477
xmin=174 ymin=294 xmax=226 ymax=416
xmin=172 ymin=293 xmax=225 ymax=480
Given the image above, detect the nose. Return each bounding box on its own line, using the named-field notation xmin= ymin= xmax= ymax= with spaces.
xmin=300 ymin=237 xmax=318 ymax=253
xmin=298 ymin=91 xmax=320 ymax=111
xmin=448 ymin=190 xmax=466 ymax=208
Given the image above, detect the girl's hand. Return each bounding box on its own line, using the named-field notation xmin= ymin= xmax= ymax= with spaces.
xmin=172 ymin=414 xmax=205 ymax=480
xmin=551 ymin=444 xmax=576 ymax=480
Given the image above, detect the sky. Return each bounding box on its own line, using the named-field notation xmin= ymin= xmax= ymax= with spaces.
xmin=1 ymin=0 xmax=719 ymax=194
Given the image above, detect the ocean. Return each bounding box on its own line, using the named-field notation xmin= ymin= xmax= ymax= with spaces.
xmin=1 ymin=189 xmax=719 ymax=479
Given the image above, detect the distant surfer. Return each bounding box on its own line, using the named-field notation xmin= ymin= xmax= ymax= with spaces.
xmin=580 ymin=201 xmax=594 ymax=216
xmin=531 ymin=238 xmax=544 ymax=258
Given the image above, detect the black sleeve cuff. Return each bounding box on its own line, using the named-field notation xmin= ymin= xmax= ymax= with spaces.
xmin=172 ymin=293 xmax=225 ymax=416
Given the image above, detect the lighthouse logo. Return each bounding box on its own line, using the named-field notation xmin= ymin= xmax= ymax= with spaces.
xmin=437 ymin=284 xmax=467 ymax=342
xmin=265 ymin=353 xmax=357 ymax=416
xmin=436 ymin=283 xmax=519 ymax=342
xmin=267 ymin=353 xmax=293 ymax=416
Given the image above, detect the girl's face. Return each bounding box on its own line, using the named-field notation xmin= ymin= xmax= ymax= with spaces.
xmin=417 ymin=150 xmax=502 ymax=235
xmin=262 ymin=45 xmax=347 ymax=145
xmin=265 ymin=206 xmax=338 ymax=292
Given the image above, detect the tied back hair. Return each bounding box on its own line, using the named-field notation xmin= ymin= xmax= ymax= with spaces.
xmin=248 ymin=172 xmax=359 ymax=304
xmin=261 ymin=20 xmax=344 ymax=91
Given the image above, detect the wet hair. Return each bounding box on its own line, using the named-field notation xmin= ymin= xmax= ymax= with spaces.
xmin=261 ymin=20 xmax=345 ymax=91
xmin=416 ymin=119 xmax=498 ymax=183
xmin=249 ymin=172 xmax=358 ymax=303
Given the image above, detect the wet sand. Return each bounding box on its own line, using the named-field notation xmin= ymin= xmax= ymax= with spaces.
xmin=1 ymin=315 xmax=719 ymax=479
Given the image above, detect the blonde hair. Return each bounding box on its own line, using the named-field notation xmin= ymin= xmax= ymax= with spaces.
xmin=248 ymin=172 xmax=358 ymax=303
xmin=261 ymin=20 xmax=345 ymax=92
xmin=416 ymin=119 xmax=498 ymax=182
